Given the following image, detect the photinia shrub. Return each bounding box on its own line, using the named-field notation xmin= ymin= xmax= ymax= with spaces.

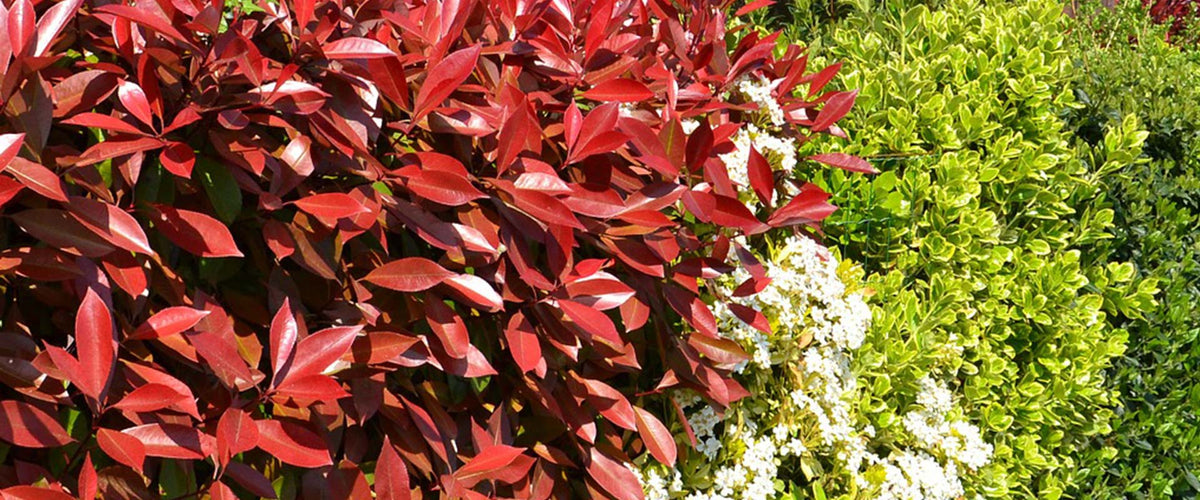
xmin=0 ymin=0 xmax=864 ymax=497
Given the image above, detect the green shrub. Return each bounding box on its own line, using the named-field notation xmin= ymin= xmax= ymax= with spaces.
xmin=778 ymin=0 xmax=1156 ymax=497
xmin=1067 ymin=3 xmax=1200 ymax=497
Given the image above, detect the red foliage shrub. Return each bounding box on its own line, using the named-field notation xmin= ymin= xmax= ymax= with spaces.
xmin=1143 ymin=0 xmax=1198 ymax=40
xmin=0 ymin=0 xmax=860 ymax=497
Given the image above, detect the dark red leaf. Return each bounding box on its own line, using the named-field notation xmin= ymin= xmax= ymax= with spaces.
xmin=269 ymin=298 xmax=299 ymax=386
xmin=747 ymin=146 xmax=774 ymax=202
xmin=256 ymin=419 xmax=332 ymax=468
xmin=0 ymin=400 xmax=73 ymax=448
xmin=146 ymin=204 xmax=243 ymax=258
xmin=160 ymin=142 xmax=195 ymax=178
xmin=67 ymin=196 xmax=154 ymax=255
xmin=117 ymin=81 xmax=155 ymax=130
xmin=425 ymin=298 xmax=470 ymax=359
xmin=123 ymin=423 xmax=215 ymax=460
xmin=504 ymin=311 xmax=542 ymax=374
xmin=414 ymin=44 xmax=482 ymax=121
xmin=77 ymin=289 xmax=116 ymax=405
xmin=586 ymin=448 xmax=644 ymax=500
xmin=375 ymin=436 xmax=410 ymax=500
xmin=403 ymin=169 xmax=487 ymax=206
xmin=6 ymin=157 xmax=67 ymax=202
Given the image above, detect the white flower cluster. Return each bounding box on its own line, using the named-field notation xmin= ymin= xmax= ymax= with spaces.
xmin=901 ymin=378 xmax=994 ymax=471
xmin=872 ymin=451 xmax=966 ymax=500
xmin=736 ymin=75 xmax=787 ymax=127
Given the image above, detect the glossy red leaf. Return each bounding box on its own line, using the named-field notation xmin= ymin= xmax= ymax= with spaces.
xmin=323 ymin=37 xmax=395 ymax=59
xmin=811 ymin=90 xmax=857 ymax=132
xmin=76 ymin=289 xmax=116 ymax=405
xmin=96 ymin=428 xmax=145 ymax=473
xmin=0 ymin=133 xmax=23 ymax=170
xmin=586 ymin=448 xmax=644 ymax=500
xmin=504 ymin=311 xmax=542 ymax=374
xmin=275 ymin=374 xmax=350 ymax=401
xmin=269 ymin=298 xmax=299 ymax=385
xmin=425 ymin=298 xmax=470 ymax=359
xmin=582 ymin=78 xmax=655 ymax=102
xmin=0 ymin=400 xmax=73 ymax=448
xmin=110 ymin=383 xmax=189 ymax=413
xmin=79 ymin=453 xmax=98 ymax=500
xmin=256 ymin=419 xmax=332 ymax=468
xmin=634 ymin=406 xmax=677 ymax=466
xmin=747 ymin=145 xmax=774 ymax=202
xmin=375 ymin=436 xmax=410 ymax=500
xmin=160 ymin=142 xmax=195 ymax=178
xmin=0 ymin=176 xmax=23 ymax=208
xmin=216 ymin=408 xmax=259 ymax=464
xmin=559 ymin=299 xmax=623 ymax=347
xmin=147 ymin=204 xmax=243 ymax=258
xmin=768 ymin=183 xmax=836 ymax=227
xmin=60 ymin=113 xmax=146 ymax=135
xmin=293 ymin=193 xmax=369 ymax=219
xmin=0 ymin=486 xmax=75 ymax=500
xmin=117 ymin=81 xmax=155 ymax=130
xmin=403 ymin=169 xmax=487 ymax=206
xmin=454 ymin=445 xmax=528 ymax=487
xmin=6 ymin=0 xmax=34 ymax=58
xmin=285 ymin=325 xmax=363 ymax=381
xmin=186 ymin=328 xmax=255 ymax=390
xmin=123 ymin=423 xmax=215 ymax=460
xmin=131 ymin=307 xmax=210 ymax=340
xmin=413 ymin=44 xmax=482 ymax=121
xmin=210 ymin=482 xmax=237 ymax=500
xmin=34 ymin=0 xmax=83 ymax=57
xmin=6 ymin=157 xmax=67 ymax=202
xmin=364 ymin=257 xmax=456 ymax=292
xmin=576 ymin=375 xmax=637 ymax=431
xmin=67 ymin=196 xmax=154 ymax=255
xmin=808 ymin=152 xmax=877 ymax=173
xmin=440 ymin=274 xmax=503 ymax=312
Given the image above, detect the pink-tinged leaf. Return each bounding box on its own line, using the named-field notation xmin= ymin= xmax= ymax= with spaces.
xmin=77 ymin=289 xmax=115 ymax=405
xmin=6 ymin=0 xmax=34 ymax=58
xmin=123 ymin=423 xmax=215 ymax=460
xmin=767 ymin=183 xmax=836 ymax=227
xmin=425 ymin=298 xmax=470 ymax=359
xmin=60 ymin=113 xmax=146 ymax=135
xmin=131 ymin=307 xmax=210 ymax=340
xmin=285 ymin=325 xmax=363 ymax=381
xmin=33 ymin=0 xmax=83 ymax=57
xmin=575 ymin=375 xmax=637 ymax=431
xmin=734 ymin=0 xmax=775 ymax=16
xmin=504 ymin=311 xmax=542 ymax=374
xmin=160 ymin=142 xmax=195 ymax=178
xmin=0 ymin=177 xmax=24 ymax=208
xmin=216 ymin=408 xmax=258 ymax=464
xmin=746 ymin=146 xmax=774 ymax=202
xmin=245 ymin=80 xmax=329 ymax=114
xmin=79 ymin=453 xmax=98 ymax=500
xmin=811 ymin=90 xmax=857 ymax=132
xmin=97 ymin=428 xmax=145 ymax=473
xmin=582 ymin=78 xmax=654 ymax=102
xmin=364 ymin=257 xmax=455 ymax=292
xmin=110 ymin=383 xmax=188 ymax=413
xmin=374 ymin=436 xmax=409 ymax=500
xmin=269 ymin=298 xmax=298 ymax=386
xmin=0 ymin=133 xmax=24 ymax=170
xmin=67 ymin=196 xmax=153 ymax=255
xmin=292 ymin=193 xmax=368 ymax=219
xmin=210 ymin=482 xmax=236 ymax=500
xmin=403 ymin=169 xmax=487 ymax=206
xmin=559 ymin=299 xmax=623 ymax=347
xmin=440 ymin=274 xmax=502 ymax=312
xmin=0 ymin=400 xmax=73 ymax=448
xmin=454 ymin=445 xmax=528 ymax=487
xmin=323 ymin=37 xmax=395 ymax=59
xmin=413 ymin=44 xmax=482 ymax=121
xmin=634 ymin=406 xmax=677 ymax=466
xmin=6 ymin=157 xmax=67 ymax=202
xmin=256 ymin=419 xmax=332 ymax=468
xmin=117 ymin=81 xmax=155 ymax=130
xmin=808 ymin=152 xmax=877 ymax=174
xmin=274 ymin=374 xmax=349 ymax=401
xmin=147 ymin=204 xmax=243 ymax=257
xmin=224 ymin=462 xmax=278 ymax=499
xmin=0 ymin=486 xmax=75 ymax=500
xmin=586 ymin=447 xmax=644 ymax=500
xmin=564 ymin=274 xmax=635 ymax=311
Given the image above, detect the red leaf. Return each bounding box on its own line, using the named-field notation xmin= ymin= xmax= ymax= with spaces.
xmin=33 ymin=0 xmax=83 ymax=57
xmin=147 ymin=204 xmax=243 ymax=257
xmin=425 ymin=298 xmax=470 ymax=359
xmin=123 ymin=423 xmax=215 ymax=460
xmin=808 ymin=152 xmax=877 ymax=174
xmin=67 ymin=196 xmax=154 ymax=255
xmin=160 ymin=142 xmax=195 ymax=178
xmin=131 ymin=307 xmax=210 ymax=340
xmin=687 ymin=333 xmax=751 ymax=366
xmin=77 ymin=289 xmax=115 ymax=405
xmin=506 ymin=189 xmax=584 ymax=229
xmin=0 ymin=133 xmax=24 ymax=170
xmin=634 ymin=406 xmax=677 ymax=466
xmin=60 ymin=113 xmax=145 ymax=135
xmin=216 ymin=409 xmax=259 ymax=464
xmin=375 ymin=436 xmax=410 ymax=500
xmin=10 ymin=209 xmax=115 ymax=257
xmin=0 ymin=486 xmax=74 ymax=500
xmin=0 ymin=400 xmax=72 ymax=448
xmin=323 ymin=37 xmax=395 ymax=59
xmin=811 ymin=90 xmax=857 ymax=132
xmin=747 ymin=146 xmax=774 ymax=202
xmin=224 ymin=462 xmax=277 ymax=499
xmin=79 ymin=453 xmax=98 ymax=500
xmin=364 ymin=257 xmax=455 ymax=292
xmin=768 ymin=183 xmax=836 ymax=227
xmin=504 ymin=311 xmax=542 ymax=374
xmin=110 ymin=383 xmax=189 ymax=413
xmin=210 ymin=482 xmax=237 ymax=500
xmin=414 ymin=44 xmax=482 ymax=121
xmin=559 ymin=299 xmax=623 ymax=347
xmin=274 ymin=374 xmax=350 ymax=401
xmin=734 ymin=0 xmax=775 ymax=16
xmin=6 ymin=0 xmax=34 ymax=58
xmin=79 ymin=136 xmax=164 ymax=165
xmin=575 ymin=375 xmax=637 ymax=431
xmin=269 ymin=298 xmax=299 ymax=386
xmin=806 ymin=62 xmax=842 ymax=99
xmin=403 ymin=169 xmax=487 ymax=206
xmin=186 ymin=329 xmax=255 ymax=390
xmin=6 ymin=157 xmax=67 ymax=202
xmin=586 ymin=448 xmax=644 ymax=500
xmin=454 ymin=445 xmax=528 ymax=487
xmin=582 ymin=78 xmax=654 ymax=102
xmin=440 ymin=274 xmax=503 ymax=312
xmin=256 ymin=419 xmax=332 ymax=468
xmin=95 ymin=4 xmax=192 ymax=46
xmin=285 ymin=325 xmax=363 ymax=381
xmin=0 ymin=177 xmax=25 ymax=209
xmin=97 ymin=428 xmax=146 ymax=473
xmin=117 ymin=81 xmax=155 ymax=130
xmin=293 ymin=192 xmax=368 ymax=219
